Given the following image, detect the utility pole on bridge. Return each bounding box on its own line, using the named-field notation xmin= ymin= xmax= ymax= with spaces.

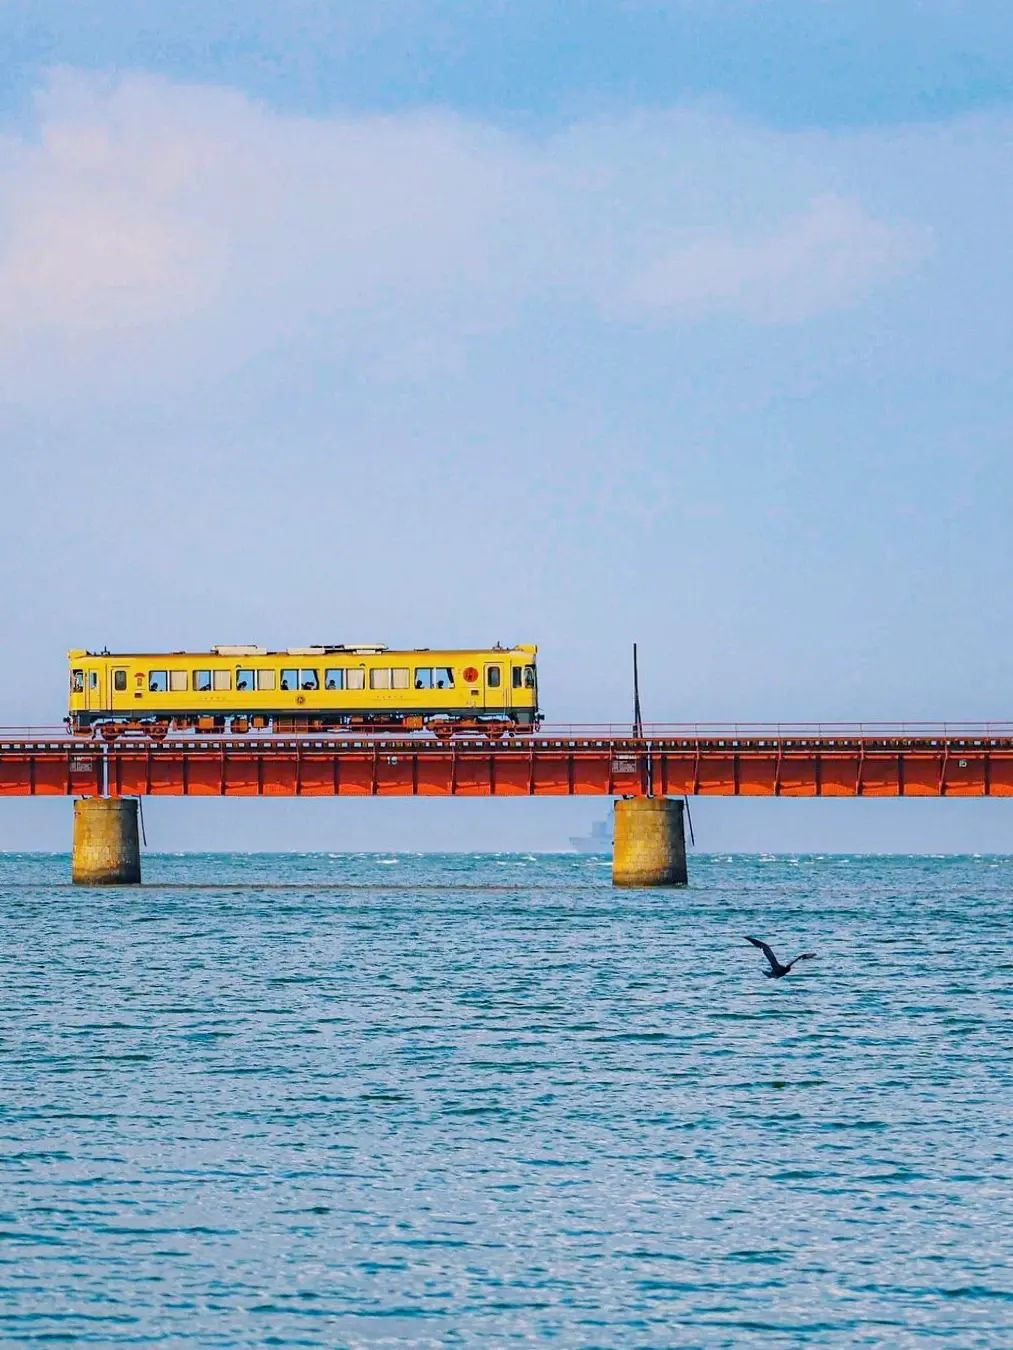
xmin=612 ymin=643 xmax=688 ymax=887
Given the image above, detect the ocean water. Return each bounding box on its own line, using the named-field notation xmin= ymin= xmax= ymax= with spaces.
xmin=1 ymin=850 xmax=1011 ymax=1347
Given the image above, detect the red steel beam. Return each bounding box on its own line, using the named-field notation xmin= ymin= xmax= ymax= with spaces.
xmin=0 ymin=741 xmax=105 ymax=796
xmin=1 ymin=734 xmax=1013 ymax=797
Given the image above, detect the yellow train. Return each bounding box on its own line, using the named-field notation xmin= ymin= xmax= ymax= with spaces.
xmin=67 ymin=643 xmax=540 ymax=738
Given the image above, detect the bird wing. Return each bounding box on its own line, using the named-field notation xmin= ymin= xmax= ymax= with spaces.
xmin=745 ymin=936 xmax=780 ymax=968
xmin=792 ymin=952 xmax=817 ymax=963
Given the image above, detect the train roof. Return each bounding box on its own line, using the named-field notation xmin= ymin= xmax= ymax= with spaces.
xmin=68 ymin=644 xmax=537 ymax=658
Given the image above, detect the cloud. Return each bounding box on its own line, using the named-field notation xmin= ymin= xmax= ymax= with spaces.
xmin=0 ymin=72 xmax=932 ymax=394
xmin=625 ymin=194 xmax=930 ymax=323
xmin=0 ymin=75 xmax=525 ymax=321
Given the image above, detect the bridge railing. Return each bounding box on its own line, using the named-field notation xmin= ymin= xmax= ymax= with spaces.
xmin=537 ymin=721 xmax=1013 ymax=740
xmin=2 ymin=720 xmax=1013 ymax=744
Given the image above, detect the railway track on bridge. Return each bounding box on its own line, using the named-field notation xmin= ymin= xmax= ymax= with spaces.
xmin=3 ymin=725 xmax=1013 ymax=797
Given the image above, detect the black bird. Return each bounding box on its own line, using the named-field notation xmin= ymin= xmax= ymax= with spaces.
xmin=745 ymin=936 xmax=817 ymax=979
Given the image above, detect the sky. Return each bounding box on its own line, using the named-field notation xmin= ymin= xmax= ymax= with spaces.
xmin=2 ymin=0 xmax=1013 ymax=853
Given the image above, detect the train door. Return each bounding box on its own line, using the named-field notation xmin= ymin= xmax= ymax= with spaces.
xmin=111 ymin=666 xmax=129 ymax=713
xmin=484 ymin=661 xmax=505 ymax=712
xmin=83 ymin=665 xmax=104 ymax=713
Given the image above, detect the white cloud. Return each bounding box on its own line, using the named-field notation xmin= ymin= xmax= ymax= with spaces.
xmin=0 ymin=74 xmax=534 ymax=337
xmin=625 ymin=194 xmax=930 ymax=323
xmin=0 ymin=72 xmax=933 ymax=393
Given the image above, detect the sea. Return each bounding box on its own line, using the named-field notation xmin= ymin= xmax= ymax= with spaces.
xmin=1 ymin=850 xmax=1010 ymax=1347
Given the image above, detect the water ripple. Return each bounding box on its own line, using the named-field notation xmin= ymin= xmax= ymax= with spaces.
xmin=1 ymin=850 xmax=1011 ymax=1345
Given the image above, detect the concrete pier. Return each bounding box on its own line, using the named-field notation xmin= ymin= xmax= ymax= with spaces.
xmin=612 ymin=796 xmax=688 ymax=887
xmin=72 ymin=798 xmax=141 ymax=885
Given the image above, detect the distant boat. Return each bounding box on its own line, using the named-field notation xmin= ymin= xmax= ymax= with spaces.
xmin=569 ymin=816 xmax=613 ymax=854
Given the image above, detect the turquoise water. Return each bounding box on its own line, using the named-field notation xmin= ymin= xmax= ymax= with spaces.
xmin=1 ymin=851 xmax=1011 ymax=1346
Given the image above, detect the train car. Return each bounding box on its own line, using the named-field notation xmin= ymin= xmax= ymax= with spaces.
xmin=67 ymin=643 xmax=540 ymax=738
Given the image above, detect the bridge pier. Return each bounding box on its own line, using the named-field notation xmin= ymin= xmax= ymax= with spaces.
xmin=612 ymin=796 xmax=688 ymax=887
xmin=72 ymin=798 xmax=141 ymax=885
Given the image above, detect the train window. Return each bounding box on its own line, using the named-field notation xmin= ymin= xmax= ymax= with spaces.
xmin=280 ymin=668 xmax=298 ymax=691
xmin=71 ymin=669 xmax=84 ymax=693
xmin=324 ymin=668 xmax=345 ymax=690
xmin=114 ymin=670 xmax=127 ymax=692
xmin=512 ymin=666 xmax=523 ymax=689
xmin=524 ymin=665 xmax=536 ymax=688
xmin=366 ymin=667 xmax=410 ymax=690
xmin=257 ymin=669 xmax=276 ymax=691
xmin=299 ymin=669 xmax=319 ymax=691
xmin=236 ymin=668 xmax=254 ymax=690
xmin=346 ymin=669 xmax=365 ymax=691
xmin=213 ymin=670 xmax=232 ymax=692
xmin=487 ymin=666 xmax=501 ymax=688
xmin=415 ymin=666 xmax=455 ymax=688
xmin=148 ymin=670 xmax=168 ymax=693
xmin=169 ymin=670 xmax=188 ymax=693
xmin=89 ymin=672 xmax=98 ymax=690
xmin=194 ymin=669 xmax=211 ymax=692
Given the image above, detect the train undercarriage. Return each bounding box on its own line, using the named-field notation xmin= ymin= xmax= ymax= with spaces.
xmin=70 ymin=712 xmax=539 ymax=741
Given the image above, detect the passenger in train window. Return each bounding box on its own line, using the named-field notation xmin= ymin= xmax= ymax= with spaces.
xmin=434 ymin=666 xmax=454 ymax=688
xmin=194 ymin=669 xmax=211 ymax=692
xmin=236 ymin=668 xmax=254 ymax=690
xmin=300 ymin=669 xmax=319 ymax=691
xmin=325 ymin=669 xmax=343 ymax=690
xmin=281 ymin=668 xmax=297 ymax=691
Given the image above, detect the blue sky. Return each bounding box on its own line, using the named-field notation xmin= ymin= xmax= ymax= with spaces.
xmin=3 ymin=1 xmax=1013 ymax=128
xmin=1 ymin=1 xmax=1012 ymax=852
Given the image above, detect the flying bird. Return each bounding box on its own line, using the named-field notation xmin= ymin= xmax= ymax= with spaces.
xmin=745 ymin=936 xmax=817 ymax=979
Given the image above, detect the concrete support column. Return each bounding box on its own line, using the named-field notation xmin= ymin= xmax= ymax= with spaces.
xmin=612 ymin=796 xmax=688 ymax=887
xmin=72 ymin=798 xmax=141 ymax=885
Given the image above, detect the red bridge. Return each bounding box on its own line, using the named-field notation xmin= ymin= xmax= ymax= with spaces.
xmin=3 ymin=723 xmax=1013 ymax=798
